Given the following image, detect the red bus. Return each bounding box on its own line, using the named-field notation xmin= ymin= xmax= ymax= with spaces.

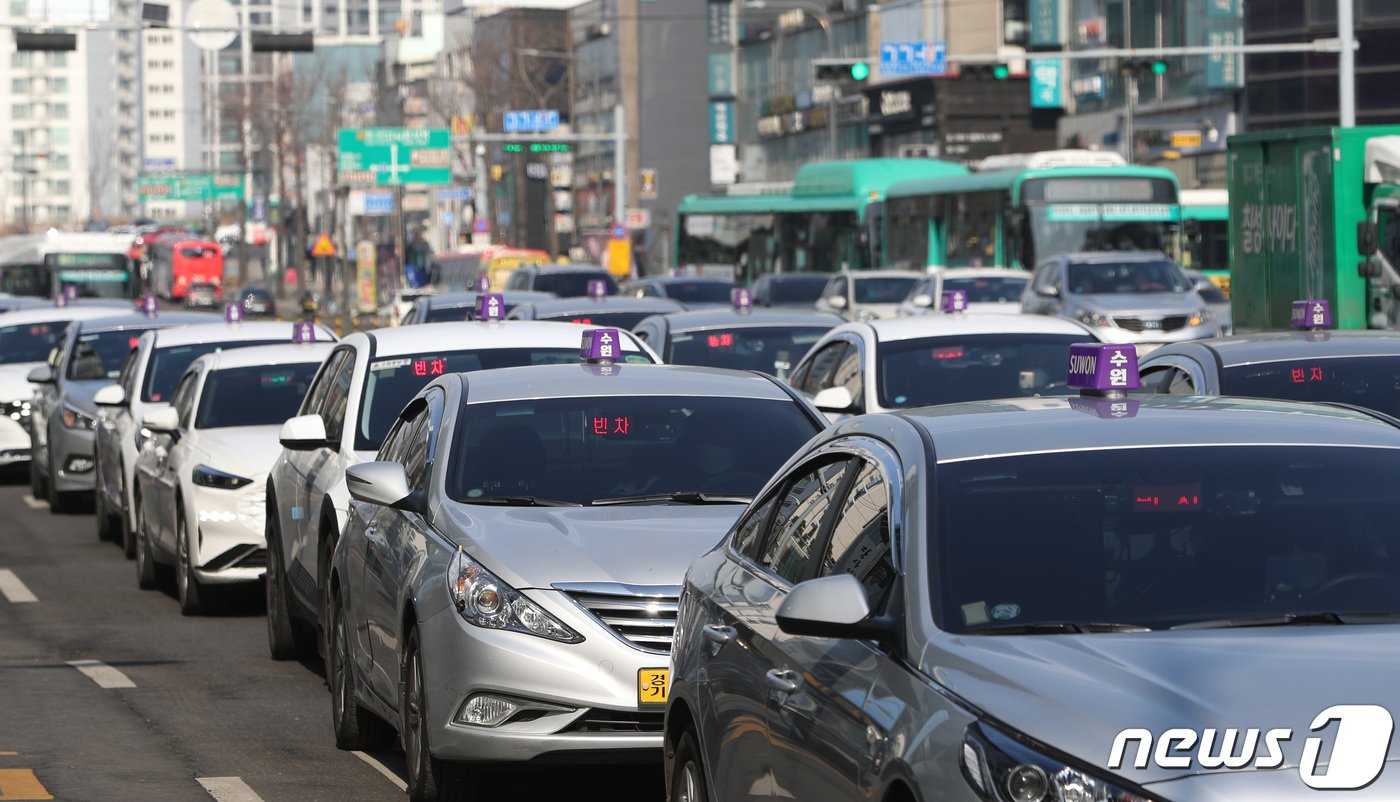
xmin=149 ymin=236 xmax=224 ymax=302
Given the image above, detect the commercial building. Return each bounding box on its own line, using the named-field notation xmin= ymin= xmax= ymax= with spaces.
xmin=140 ymin=0 xmax=205 ymax=221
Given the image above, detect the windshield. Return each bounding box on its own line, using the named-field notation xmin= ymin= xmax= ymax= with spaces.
xmin=67 ymin=329 xmax=154 ymax=380
xmin=446 ymin=395 xmax=817 ymax=505
xmin=424 ymin=306 xmax=473 ymax=323
xmin=356 ymin=347 xmax=654 ymax=451
xmin=142 ymin=339 xmax=283 ymax=402
xmin=534 ymin=272 xmax=617 ymax=298
xmin=878 ymin=334 xmax=1082 ymax=409
xmin=1027 ymin=207 xmax=1172 ymax=265
xmin=1066 ymin=260 xmax=1191 ymax=295
xmin=0 ymin=320 xmax=67 ymax=364
xmin=1222 ymin=357 xmax=1400 ymax=419
xmin=936 ymin=446 xmax=1400 ymax=632
xmin=535 ymin=310 xmax=656 ymax=329
xmin=196 ymin=363 xmax=320 ymax=428
xmin=765 ymin=275 xmax=830 ymax=304
xmin=945 ymin=275 xmax=1029 ymax=304
xmin=854 ymin=277 xmax=919 ymax=304
xmin=661 ymin=281 xmax=733 ymax=304
xmin=667 ymin=326 xmax=830 ymax=379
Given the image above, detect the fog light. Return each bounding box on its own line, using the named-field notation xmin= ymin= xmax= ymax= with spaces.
xmin=66 ymin=456 xmax=94 ymax=473
xmin=454 ymin=693 xmax=574 ymax=727
xmin=1007 ymin=764 xmax=1049 ymax=801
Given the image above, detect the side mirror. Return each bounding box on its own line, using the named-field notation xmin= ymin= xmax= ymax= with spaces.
xmin=812 ymin=386 xmax=855 ymax=413
xmin=1037 ymin=285 xmax=1060 ymax=298
xmin=776 ymin=574 xmax=897 ymax=642
xmin=911 ymin=293 xmax=934 ymax=308
xmin=346 ymin=461 xmax=424 ymax=514
xmin=26 ymin=365 xmax=54 ymax=384
xmin=1359 ymin=221 xmax=1379 ymax=257
xmin=94 ymin=385 xmax=126 ymax=406
xmin=280 ymin=414 xmax=331 ymax=450
xmin=141 ymin=406 xmax=180 ymax=433
xmin=826 ymin=295 xmax=848 ymax=309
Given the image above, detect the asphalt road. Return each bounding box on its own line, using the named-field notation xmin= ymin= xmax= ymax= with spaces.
xmin=0 ymin=475 xmax=666 ymax=802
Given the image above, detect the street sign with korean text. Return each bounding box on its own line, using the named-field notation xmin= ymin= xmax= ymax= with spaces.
xmin=436 ymin=187 xmax=474 ymax=201
xmin=1030 ymin=59 xmax=1062 ymax=108
xmin=503 ymin=109 xmax=560 ymax=134
xmin=138 ymin=173 xmax=245 ymax=202
xmin=879 ymin=41 xmax=946 ymax=76
xmin=336 ymin=128 xmax=452 ymax=187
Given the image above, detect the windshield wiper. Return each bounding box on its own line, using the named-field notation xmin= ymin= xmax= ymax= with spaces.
xmin=966 ymin=621 xmax=1152 ymax=635
xmin=590 ymin=491 xmax=754 ymax=507
xmin=464 ymin=496 xmax=581 ymax=507
xmin=1171 ymin=611 xmax=1400 ymax=630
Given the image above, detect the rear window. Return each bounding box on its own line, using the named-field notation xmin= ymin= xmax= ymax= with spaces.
xmin=0 ymin=321 xmax=67 ymax=365
xmin=195 ymin=363 xmax=320 ymax=428
xmin=662 ymin=281 xmax=733 ymax=304
xmin=766 ymin=275 xmax=830 ymax=304
xmin=142 ymin=339 xmax=283 ymax=402
xmin=535 ymin=310 xmax=654 ymax=330
xmin=1222 ymin=357 xmax=1400 ymax=419
xmin=854 ymin=277 xmax=919 ymax=304
xmin=534 ymin=272 xmax=618 ymax=298
xmin=945 ymin=276 xmax=1029 ymax=304
xmin=67 ymin=329 xmax=155 ymax=380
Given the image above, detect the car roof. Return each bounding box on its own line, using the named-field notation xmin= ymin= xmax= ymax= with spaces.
xmin=652 ymin=308 xmax=845 ymax=330
xmin=638 ymin=276 xmax=732 ymax=285
xmin=514 ymin=297 xmax=686 ymax=315
xmin=457 ymin=363 xmax=794 ymax=404
xmin=427 ymin=290 xmax=555 ymax=308
xmin=761 ymin=273 xmax=829 ymax=283
xmin=940 ymin=267 xmax=1032 ymax=280
xmin=849 ymin=314 xmax=1095 ymax=343
xmin=148 ymin=320 xmax=338 ymax=348
xmin=0 ymin=306 xmax=132 ymax=325
xmin=1149 ymin=331 xmax=1400 ymax=366
xmin=899 ymin=395 xmax=1400 ymax=463
xmin=75 ymin=311 xmax=220 ymax=332
xmin=340 ymin=320 xmax=651 ymax=358
xmin=847 ymin=270 xmax=926 ymax=280
xmin=1051 ymin=251 xmax=1174 ymax=265
xmin=528 ymin=264 xmax=608 ymax=275
xmin=194 ymin=342 xmax=335 ymax=371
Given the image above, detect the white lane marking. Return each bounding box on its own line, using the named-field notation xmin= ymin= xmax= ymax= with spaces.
xmin=197 ymin=777 xmax=266 ymax=802
xmin=21 ymin=495 xmax=46 ymax=510
xmin=351 ymin=751 xmax=408 ymax=791
xmin=66 ymin=659 xmax=136 ymax=689
xmin=0 ymin=569 xmax=37 ymax=603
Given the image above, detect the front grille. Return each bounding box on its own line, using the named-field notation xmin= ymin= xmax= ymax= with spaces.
xmin=565 ymin=591 xmax=678 ymax=653
xmin=564 ymin=709 xmax=665 ymax=733
xmin=1159 ymin=315 xmax=1189 ymax=331
xmin=1113 ymin=315 xmax=1189 ymax=333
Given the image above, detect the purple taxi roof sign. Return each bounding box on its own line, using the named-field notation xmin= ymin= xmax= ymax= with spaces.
xmin=732 ymin=287 xmax=753 ymax=311
xmin=1291 ymin=299 xmax=1332 ymax=330
xmin=475 ymin=292 xmax=506 ymax=321
xmin=941 ymin=289 xmax=969 ymax=314
xmin=1067 ymin=342 xmax=1139 ymax=394
xmin=224 ymin=303 xmax=243 ymax=323
xmin=474 ymin=273 xmax=491 ymax=292
xmin=580 ymin=328 xmax=621 ymax=363
xmin=1069 ymin=396 xmax=1140 ymax=420
xmin=293 ymin=321 xmax=316 ymax=344
xmin=141 ymin=295 xmax=159 ymax=318
xmin=64 ymin=285 xmax=77 ymax=302
xmin=53 ymin=293 xmax=68 ymax=308
xmin=587 ymin=279 xmax=608 ymax=300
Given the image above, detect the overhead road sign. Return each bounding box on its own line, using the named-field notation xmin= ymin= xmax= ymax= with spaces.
xmin=879 ymin=41 xmax=946 ymax=76
xmin=138 ymin=173 xmax=244 ymax=201
xmin=503 ymin=110 xmax=560 ymax=134
xmin=337 ymin=127 xmax=452 ymax=187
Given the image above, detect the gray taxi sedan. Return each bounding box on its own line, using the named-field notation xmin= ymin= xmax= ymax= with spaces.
xmin=327 ymin=356 xmax=826 ymax=798
xmin=666 ymin=365 xmax=1400 ymax=800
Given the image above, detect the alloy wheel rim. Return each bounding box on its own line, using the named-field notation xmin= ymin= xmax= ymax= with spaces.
xmin=333 ymin=611 xmax=349 ymax=724
xmin=176 ymin=518 xmax=188 ymax=602
xmin=678 ymin=760 xmax=699 ymax=802
xmin=406 ymin=652 xmax=423 ymax=779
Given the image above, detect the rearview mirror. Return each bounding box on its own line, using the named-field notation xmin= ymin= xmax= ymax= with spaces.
xmin=26 ymin=365 xmax=54 ymax=384
xmin=280 ymin=414 xmax=330 ymax=450
xmin=94 ymin=385 xmax=126 ymax=406
xmin=777 ymin=574 xmax=897 ymax=642
xmin=812 ymin=386 xmax=855 ymax=413
xmin=346 ymin=461 xmax=425 ymax=514
xmin=1359 ymin=221 xmax=1379 ymax=257
xmin=141 ymin=406 xmax=179 ymax=433
xmin=826 ymin=295 xmax=848 ymax=309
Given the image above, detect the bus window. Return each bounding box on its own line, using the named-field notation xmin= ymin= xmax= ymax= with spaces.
xmin=777 ymin=211 xmax=860 ymax=273
xmin=1378 ymin=205 xmax=1400 ymax=270
xmin=678 ymin=213 xmax=777 ymax=283
xmin=945 ymin=192 xmax=1000 ymax=267
xmin=884 ymin=196 xmax=932 ymax=269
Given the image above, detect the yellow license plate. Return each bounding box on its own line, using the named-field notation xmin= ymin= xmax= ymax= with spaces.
xmin=638 ymin=668 xmax=669 ymax=705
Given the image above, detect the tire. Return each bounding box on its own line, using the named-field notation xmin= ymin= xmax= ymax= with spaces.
xmin=176 ymin=505 xmax=207 ymax=616
xmin=28 ymin=448 xmax=45 ymax=501
xmin=403 ymin=627 xmax=477 ymax=801
xmin=266 ymin=509 xmax=310 ymax=660
xmin=45 ymin=443 xmax=73 ymax=514
xmin=669 ymin=731 xmax=710 ymax=802
xmin=329 ymin=590 xmax=393 ymax=750
xmin=135 ymin=490 xmax=160 ymax=590
xmin=120 ymin=468 xmax=138 ymax=559
xmin=95 ymin=459 xmax=118 ymax=542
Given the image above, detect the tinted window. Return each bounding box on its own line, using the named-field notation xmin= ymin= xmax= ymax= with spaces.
xmin=142 ymin=339 xmax=284 ymax=402
xmin=533 ymin=272 xmax=617 ymax=298
xmin=820 ymin=460 xmax=894 ymax=608
xmin=766 ymin=275 xmax=829 ymax=304
xmin=0 ymin=320 xmax=68 ymax=364
xmin=853 ymin=277 xmax=920 ymax=304
xmin=759 ymin=460 xmax=851 ymax=584
xmin=195 ymin=363 xmax=320 ymax=429
xmin=446 ymin=395 xmax=818 ymax=505
xmin=666 ymin=326 xmax=830 ymax=379
xmin=67 ymin=329 xmax=154 ymax=380
xmin=1066 ymin=260 xmax=1190 ymax=295
xmin=424 ymin=305 xmax=473 ymax=323
xmin=535 ymin=310 xmax=655 ymax=329
xmin=735 ymin=494 xmax=778 ymax=561
xmin=945 ymin=275 xmax=1030 ymax=304
xmin=796 ymin=342 xmax=847 ymax=395
xmin=1222 ymin=357 xmax=1400 ymax=418
xmin=877 ymin=334 xmax=1081 ymax=408
xmin=937 ymin=446 xmax=1400 ymax=632
xmin=660 ymin=281 xmax=733 ymax=304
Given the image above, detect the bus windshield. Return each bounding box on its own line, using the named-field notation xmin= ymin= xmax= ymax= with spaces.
xmin=46 ymin=253 xmax=135 ymax=300
xmin=1026 ymin=207 xmax=1173 ymax=265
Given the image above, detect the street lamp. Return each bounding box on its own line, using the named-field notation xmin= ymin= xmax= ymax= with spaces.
xmin=742 ymin=0 xmax=838 ymax=161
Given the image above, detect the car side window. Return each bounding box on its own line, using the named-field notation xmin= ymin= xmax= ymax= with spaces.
xmin=300 ymin=349 xmax=347 ymax=417
xmin=402 ymin=309 xmax=417 ymax=325
xmin=829 ymin=343 xmax=863 ymax=406
xmin=758 ymin=459 xmax=853 ymax=585
xmin=506 ymin=271 xmax=528 ymax=290
xmin=734 ymin=494 xmax=779 ymax=561
xmin=399 ymin=412 xmax=431 ymax=493
xmin=798 ymin=342 xmax=847 ymax=395
xmin=1031 ymin=263 xmax=1056 ymax=295
xmin=318 ymin=352 xmax=355 ymax=443
xmin=117 ymin=347 xmax=141 ymax=400
xmin=171 ymin=373 xmax=198 ymax=429
xmin=1164 ymin=368 xmax=1196 ymax=395
xmin=819 ymin=459 xmax=895 ymax=609
xmin=1137 ymin=366 xmax=1173 ymax=394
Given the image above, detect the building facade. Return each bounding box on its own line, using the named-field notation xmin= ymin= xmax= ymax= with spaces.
xmin=141 ymin=0 xmax=205 ymax=221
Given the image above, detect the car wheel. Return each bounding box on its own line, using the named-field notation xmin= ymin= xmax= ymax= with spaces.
xmin=670 ymin=731 xmax=710 ymax=802
xmin=176 ymin=505 xmax=206 ymax=615
xmin=45 ymin=443 xmax=73 ymax=514
xmin=120 ymin=468 xmax=138 ymax=559
xmin=135 ymin=489 xmax=160 ymax=590
xmin=329 ymin=591 xmax=393 ymax=750
xmin=28 ymin=446 xmax=45 ymax=501
xmin=403 ymin=627 xmax=477 ymax=801
xmin=266 ymin=510 xmax=310 ymax=660
xmin=95 ymin=459 xmax=117 ymax=541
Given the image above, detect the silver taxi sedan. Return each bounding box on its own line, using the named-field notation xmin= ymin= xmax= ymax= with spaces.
xmin=631 ymin=305 xmax=842 ymax=380
xmin=666 ymin=347 xmax=1400 ymax=802
xmin=328 ymin=349 xmax=826 ymax=798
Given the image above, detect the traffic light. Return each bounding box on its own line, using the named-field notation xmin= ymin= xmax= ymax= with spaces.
xmin=1119 ymin=58 xmax=1168 ymax=78
xmin=960 ymin=64 xmax=1011 ymax=80
xmin=251 ymin=32 xmax=315 ymax=52
xmin=14 ymin=31 xmax=77 ymax=51
xmin=812 ymin=58 xmax=872 ymax=84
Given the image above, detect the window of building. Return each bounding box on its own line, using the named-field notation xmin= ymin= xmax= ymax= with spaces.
xmin=11 ymin=78 xmax=27 ymax=93
xmin=12 ymin=103 xmax=31 ymax=120
xmin=51 ymin=127 xmax=68 ymax=145
xmin=51 ymin=154 xmax=69 ymax=170
xmin=51 ymin=103 xmax=67 ymax=120
xmin=219 ymin=56 xmax=240 ymax=74
xmin=9 ymin=0 xmax=26 ymax=14
xmin=51 ymin=77 xmax=67 ymax=93
xmin=53 ymin=180 xmax=70 ymax=196
xmin=54 ymin=205 xmax=71 ymax=220
xmin=48 ymin=52 xmax=66 ymax=67
xmin=11 ymin=51 xmax=31 ymax=67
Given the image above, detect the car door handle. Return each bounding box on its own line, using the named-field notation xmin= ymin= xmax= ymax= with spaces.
xmin=766 ymin=669 xmax=802 ymax=694
xmin=701 ymin=624 xmax=734 ymax=645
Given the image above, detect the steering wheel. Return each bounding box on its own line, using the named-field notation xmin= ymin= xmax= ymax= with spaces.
xmin=1308 ymin=572 xmax=1400 ymax=602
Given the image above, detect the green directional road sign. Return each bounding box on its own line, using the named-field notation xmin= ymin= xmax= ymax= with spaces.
xmin=337 ymin=128 xmax=452 ymax=187
xmin=138 ymin=173 xmax=246 ymax=202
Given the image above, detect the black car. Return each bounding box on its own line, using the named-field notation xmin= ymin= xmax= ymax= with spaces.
xmin=236 ymin=287 xmax=275 ymax=317
xmin=751 ymin=273 xmax=831 ymax=308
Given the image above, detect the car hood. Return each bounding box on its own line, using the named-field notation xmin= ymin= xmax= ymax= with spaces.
xmin=0 ymin=363 xmax=40 ymax=403
xmin=931 ymin=627 xmax=1400 ymax=787
xmin=438 ymin=503 xmax=744 ymax=588
xmin=195 ymin=425 xmax=284 ymax=479
xmin=1070 ymin=292 xmax=1203 ymax=315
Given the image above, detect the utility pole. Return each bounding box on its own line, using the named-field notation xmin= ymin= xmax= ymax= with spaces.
xmin=1339 ymin=0 xmax=1356 ymax=127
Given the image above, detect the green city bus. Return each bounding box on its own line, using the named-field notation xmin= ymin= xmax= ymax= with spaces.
xmin=1181 ymin=188 xmax=1230 ymax=292
xmin=674 ymin=158 xmax=967 ymax=284
xmin=880 ymin=151 xmax=1183 ymax=271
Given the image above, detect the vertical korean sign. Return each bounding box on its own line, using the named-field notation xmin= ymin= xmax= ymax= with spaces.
xmin=707 ymin=0 xmax=738 ymax=186
xmin=1029 ymin=59 xmax=1063 ymax=109
xmin=1028 ymin=0 xmax=1061 ymax=48
xmin=1206 ymin=0 xmax=1244 ymax=89
xmin=356 ymin=240 xmax=377 ymax=314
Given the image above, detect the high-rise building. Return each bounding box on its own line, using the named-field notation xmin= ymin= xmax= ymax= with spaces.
xmin=141 ymin=2 xmax=205 ymax=220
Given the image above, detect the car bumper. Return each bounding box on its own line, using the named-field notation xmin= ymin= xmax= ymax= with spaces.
xmin=1091 ymin=322 xmax=1219 ymax=347
xmin=190 ymin=477 xmax=268 ymax=585
xmin=50 ymin=425 xmax=96 ymax=493
xmin=419 ymin=590 xmax=668 ymax=763
xmin=0 ymin=415 xmax=32 ymax=465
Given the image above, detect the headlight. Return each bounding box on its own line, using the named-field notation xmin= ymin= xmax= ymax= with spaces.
xmin=961 ymin=722 xmax=1156 ymax=802
xmin=446 ymin=547 xmax=582 ymax=643
xmin=192 ymin=464 xmax=253 ymax=490
xmin=60 ymin=403 xmax=96 ymax=430
xmin=1075 ymin=311 xmax=1114 ymax=328
xmin=4 ymin=399 xmax=30 ymax=421
xmin=1188 ymin=309 xmax=1212 ymax=326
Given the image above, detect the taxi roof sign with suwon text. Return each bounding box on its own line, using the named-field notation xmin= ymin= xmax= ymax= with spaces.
xmin=1067 ymin=343 xmax=1140 ymax=394
xmin=1291 ymin=300 xmax=1333 ymax=331
xmin=581 ymin=328 xmax=621 ymax=363
xmin=476 ymin=293 xmax=506 ymax=321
